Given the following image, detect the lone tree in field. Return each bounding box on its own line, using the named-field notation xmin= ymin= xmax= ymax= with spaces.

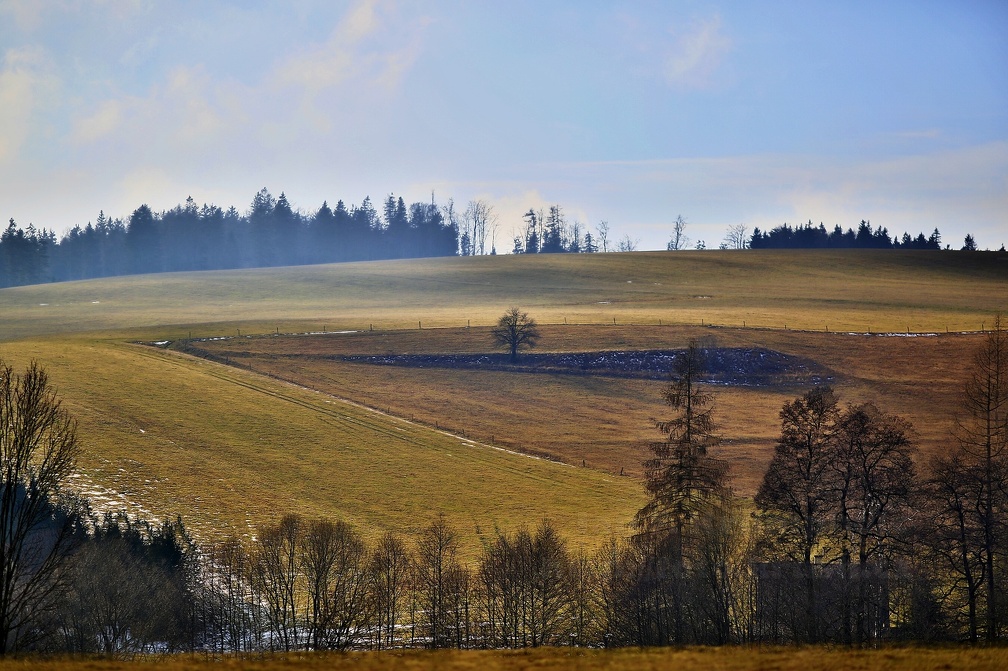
xmin=491 ymin=307 xmax=541 ymax=362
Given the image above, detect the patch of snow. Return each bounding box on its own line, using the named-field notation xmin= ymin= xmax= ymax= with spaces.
xmin=844 ymin=332 xmax=939 ymax=337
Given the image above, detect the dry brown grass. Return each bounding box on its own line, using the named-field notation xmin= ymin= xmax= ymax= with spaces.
xmin=0 ymin=337 xmax=642 ymax=553
xmin=192 ymin=324 xmax=986 ymax=495
xmin=3 ymin=646 xmax=1006 ymax=671
xmin=0 ymin=250 xmax=1001 ymax=540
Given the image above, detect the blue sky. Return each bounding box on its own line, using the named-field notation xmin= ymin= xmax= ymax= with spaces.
xmin=1 ymin=0 xmax=1006 ymax=250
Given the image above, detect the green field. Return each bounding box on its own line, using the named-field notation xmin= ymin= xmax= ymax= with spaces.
xmin=0 ymin=250 xmax=1005 ymax=545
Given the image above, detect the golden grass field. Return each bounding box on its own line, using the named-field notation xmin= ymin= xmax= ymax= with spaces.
xmin=0 ymin=250 xmax=1006 ymax=668
xmin=190 ymin=323 xmax=988 ymax=495
xmin=0 ymin=250 xmax=1004 ymax=540
xmin=2 ymin=646 xmax=1006 ymax=671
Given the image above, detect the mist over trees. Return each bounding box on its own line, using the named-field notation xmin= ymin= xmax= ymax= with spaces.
xmin=1 ymin=192 xmax=629 ymax=289
xmin=0 ymin=189 xmax=461 ymax=289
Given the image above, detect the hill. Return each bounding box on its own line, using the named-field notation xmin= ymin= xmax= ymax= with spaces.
xmin=0 ymin=249 xmax=1004 ymax=542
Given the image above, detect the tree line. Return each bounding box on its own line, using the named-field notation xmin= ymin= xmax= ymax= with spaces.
xmin=1 ymin=193 xmax=632 ymax=290
xmin=748 ymin=220 xmax=966 ymax=250
xmin=0 ymin=319 xmax=1005 ymax=655
xmin=0 ymin=190 xmax=473 ymax=289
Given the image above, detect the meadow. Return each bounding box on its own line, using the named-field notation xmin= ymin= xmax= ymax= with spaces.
xmin=0 ymin=249 xmax=1006 ymax=666
xmin=0 ymin=249 xmax=1003 ymax=538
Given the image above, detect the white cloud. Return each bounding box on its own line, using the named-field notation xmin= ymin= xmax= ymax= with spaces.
xmin=338 ymin=0 xmax=380 ymax=43
xmin=0 ymin=46 xmax=54 ymax=164
xmin=0 ymin=0 xmax=50 ymax=31
xmin=271 ymin=0 xmax=428 ymax=122
xmin=70 ymin=99 xmax=122 ymax=145
xmin=664 ymin=15 xmax=732 ymax=89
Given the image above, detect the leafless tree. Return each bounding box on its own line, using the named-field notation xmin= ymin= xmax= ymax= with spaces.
xmin=833 ymin=403 xmax=917 ymax=646
xmin=723 ymin=224 xmax=749 ymax=250
xmin=667 ymin=215 xmax=690 ymax=251
xmin=301 ymin=518 xmax=337 ymax=650
xmin=596 ymin=221 xmax=610 ymax=252
xmin=441 ymin=198 xmax=462 ymax=255
xmin=952 ymin=314 xmax=1008 ymax=641
xmin=415 ymin=515 xmax=463 ymax=648
xmin=463 ymin=200 xmax=497 ymax=256
xmin=925 ymin=450 xmax=988 ymax=642
xmin=252 ymin=513 xmax=303 ymax=651
xmin=617 ymin=234 xmax=639 ymax=252
xmin=689 ymin=496 xmax=755 ymax=644
xmin=0 ymin=361 xmax=80 ymax=654
xmin=491 ymin=307 xmax=541 ymax=363
xmin=569 ymin=546 xmax=597 ymax=646
xmin=370 ymin=531 xmax=411 ymax=649
xmin=323 ymin=520 xmax=372 ymax=650
xmin=755 ymin=387 xmax=841 ymax=642
xmin=203 ymin=534 xmax=256 ymax=653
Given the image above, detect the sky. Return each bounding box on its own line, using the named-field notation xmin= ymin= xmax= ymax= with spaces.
xmin=1 ymin=0 xmax=1006 ymax=251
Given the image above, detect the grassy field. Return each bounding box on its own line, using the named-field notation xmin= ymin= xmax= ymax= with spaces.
xmin=2 ymin=250 xmax=1005 ymax=342
xmin=190 ymin=324 xmax=988 ymax=494
xmin=2 ymin=646 xmax=1006 ymax=671
xmin=0 ymin=250 xmax=1004 ymax=542
xmin=0 ymin=336 xmax=641 ymax=550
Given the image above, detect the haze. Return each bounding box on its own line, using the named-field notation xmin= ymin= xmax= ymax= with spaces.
xmin=1 ymin=0 xmax=1005 ymax=250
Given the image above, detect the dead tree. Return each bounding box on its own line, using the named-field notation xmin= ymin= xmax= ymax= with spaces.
xmin=0 ymin=361 xmax=80 ymax=654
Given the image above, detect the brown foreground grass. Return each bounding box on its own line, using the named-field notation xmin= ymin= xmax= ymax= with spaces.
xmin=2 ymin=646 xmax=1006 ymax=671
xmin=193 ymin=324 xmax=985 ymax=495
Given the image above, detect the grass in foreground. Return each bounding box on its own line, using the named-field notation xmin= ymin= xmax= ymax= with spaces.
xmin=1 ymin=647 xmax=1005 ymax=671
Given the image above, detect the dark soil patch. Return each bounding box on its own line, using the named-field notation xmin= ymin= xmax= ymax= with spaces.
xmin=339 ymin=348 xmax=831 ymax=387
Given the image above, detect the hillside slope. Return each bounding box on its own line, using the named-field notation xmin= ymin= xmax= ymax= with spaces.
xmin=0 ymin=338 xmax=643 ymax=548
xmin=2 ymin=250 xmax=1005 ymax=342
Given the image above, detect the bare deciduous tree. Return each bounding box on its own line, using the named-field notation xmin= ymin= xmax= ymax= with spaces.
xmin=833 ymin=403 xmax=917 ymax=646
xmin=755 ymin=386 xmax=841 ymax=643
xmin=925 ymin=449 xmax=987 ymax=642
xmin=415 ymin=515 xmax=463 ymax=648
xmin=617 ymin=234 xmax=639 ymax=252
xmin=953 ymin=314 xmax=1007 ymax=641
xmin=0 ymin=361 xmax=80 ymax=654
xmin=667 ymin=215 xmax=690 ymax=251
xmin=463 ymin=200 xmax=497 ymax=256
xmin=370 ymin=531 xmax=411 ymax=649
xmin=595 ymin=221 xmax=610 ymax=253
xmin=491 ymin=307 xmax=541 ymax=363
xmin=723 ymin=224 xmax=749 ymax=250
xmin=252 ymin=513 xmax=303 ymax=651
